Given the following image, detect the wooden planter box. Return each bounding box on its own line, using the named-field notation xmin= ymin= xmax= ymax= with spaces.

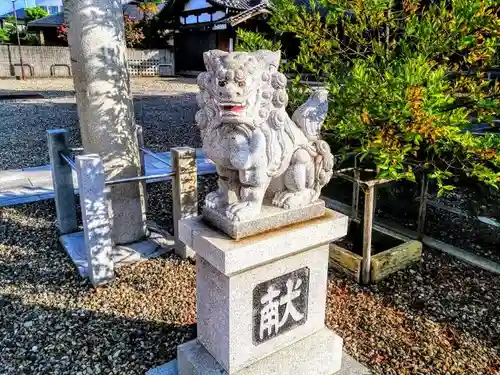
xmin=329 ymin=222 xmax=422 ymax=283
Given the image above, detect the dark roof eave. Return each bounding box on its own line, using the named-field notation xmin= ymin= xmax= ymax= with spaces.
xmin=229 ymin=3 xmax=270 ymax=26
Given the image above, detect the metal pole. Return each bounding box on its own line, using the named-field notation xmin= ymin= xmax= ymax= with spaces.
xmin=351 ymin=167 xmax=360 ymax=220
xmin=104 ymin=172 xmax=175 ymax=186
xmin=352 ymin=154 xmax=363 ymax=221
xmin=59 ymin=152 xmax=76 ymax=170
xmin=361 ymin=185 xmax=375 ymax=284
xmin=136 ymin=125 xmax=149 ymax=218
xmin=417 ymin=173 xmax=429 ymax=240
xmin=12 ymin=0 xmax=25 ymax=80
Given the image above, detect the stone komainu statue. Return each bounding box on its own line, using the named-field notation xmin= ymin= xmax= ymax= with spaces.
xmin=196 ymin=49 xmax=334 ymax=222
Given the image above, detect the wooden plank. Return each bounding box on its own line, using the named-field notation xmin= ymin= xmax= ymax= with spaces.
xmin=322 ymin=195 xmax=500 ymax=276
xmin=329 ymin=243 xmax=362 ymax=281
xmin=371 ymin=240 xmax=422 ymax=283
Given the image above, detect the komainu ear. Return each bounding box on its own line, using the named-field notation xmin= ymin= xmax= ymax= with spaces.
xmin=254 ymin=50 xmax=281 ymax=70
xmin=203 ymin=50 xmax=229 ymax=71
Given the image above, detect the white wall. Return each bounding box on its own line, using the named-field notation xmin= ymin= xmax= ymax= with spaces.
xmin=0 ymin=46 xmax=175 ymax=77
xmin=33 ymin=0 xmax=63 ymax=7
xmin=33 ymin=0 xmax=63 ymax=14
xmin=183 ymin=0 xmax=212 ymax=11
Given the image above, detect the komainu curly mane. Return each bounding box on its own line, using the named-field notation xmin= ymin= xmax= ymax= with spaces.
xmin=195 ymin=49 xmax=333 ymax=222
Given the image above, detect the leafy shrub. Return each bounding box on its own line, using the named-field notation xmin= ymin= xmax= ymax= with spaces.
xmin=237 ymin=0 xmax=500 ymax=194
xmin=0 ymin=28 xmax=10 ymax=44
xmin=124 ymin=16 xmax=145 ymax=48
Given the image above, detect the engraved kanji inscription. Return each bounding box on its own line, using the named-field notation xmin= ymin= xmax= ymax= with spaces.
xmin=252 ymin=267 xmax=309 ymax=345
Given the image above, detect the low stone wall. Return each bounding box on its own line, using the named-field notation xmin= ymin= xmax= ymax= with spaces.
xmin=0 ymin=45 xmax=175 ymax=78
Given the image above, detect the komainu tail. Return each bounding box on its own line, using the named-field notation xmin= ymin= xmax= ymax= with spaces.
xmin=293 ymin=88 xmax=333 ymax=197
xmin=291 ymin=89 xmax=329 ymax=141
xmin=312 ymin=140 xmax=334 ymax=195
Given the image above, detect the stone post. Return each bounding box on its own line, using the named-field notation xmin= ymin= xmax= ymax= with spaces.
xmin=47 ymin=129 xmax=78 ymax=235
xmin=171 ymin=147 xmax=198 ymax=259
xmin=65 ymin=0 xmax=147 ymax=245
xmin=76 ymin=154 xmax=114 ymax=286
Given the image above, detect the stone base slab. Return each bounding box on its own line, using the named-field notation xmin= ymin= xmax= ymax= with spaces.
xmin=146 ymin=328 xmax=371 ymax=375
xmin=203 ymin=200 xmax=326 ymax=240
xmin=60 ymin=230 xmax=175 ymax=278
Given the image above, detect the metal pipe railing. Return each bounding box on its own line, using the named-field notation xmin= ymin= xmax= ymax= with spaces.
xmin=60 ymin=145 xmax=175 ymax=186
xmin=105 ymin=172 xmax=175 ymax=186
xmin=59 ymin=152 xmax=76 ymax=170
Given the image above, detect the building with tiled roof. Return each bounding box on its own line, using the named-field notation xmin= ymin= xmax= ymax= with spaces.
xmin=158 ymin=0 xmax=272 ymax=73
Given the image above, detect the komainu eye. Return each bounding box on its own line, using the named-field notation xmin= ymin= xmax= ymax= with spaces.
xmin=218 ymin=81 xmax=226 ymax=87
xmin=238 ymin=81 xmax=245 ymax=87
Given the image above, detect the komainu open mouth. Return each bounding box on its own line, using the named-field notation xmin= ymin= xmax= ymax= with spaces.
xmin=221 ymin=104 xmax=245 ymax=113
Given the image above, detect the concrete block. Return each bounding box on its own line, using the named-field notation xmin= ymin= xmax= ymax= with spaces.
xmin=146 ymin=360 xmax=178 ymax=375
xmin=60 ymin=230 xmax=175 ymax=278
xmin=147 ymin=210 xmax=366 ymax=375
xmin=0 ymin=177 xmax=31 ymax=190
xmin=114 ymin=231 xmax=175 ymax=265
xmin=25 ymin=170 xmax=53 ymax=183
xmin=60 ymin=231 xmax=88 ymax=277
xmin=0 ymin=169 xmax=24 ymax=182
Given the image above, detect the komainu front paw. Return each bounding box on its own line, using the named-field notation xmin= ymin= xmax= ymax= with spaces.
xmin=205 ymin=191 xmax=228 ymax=209
xmin=226 ymin=202 xmax=261 ymax=222
xmin=272 ymin=190 xmax=315 ymax=210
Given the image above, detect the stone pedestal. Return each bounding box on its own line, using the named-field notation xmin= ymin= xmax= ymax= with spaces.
xmin=148 ymin=208 xmax=370 ymax=375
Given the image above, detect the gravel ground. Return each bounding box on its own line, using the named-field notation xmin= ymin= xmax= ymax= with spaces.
xmin=0 ymin=180 xmax=212 ymax=375
xmin=1 ymin=182 xmax=499 ymax=374
xmin=328 ymin=257 xmax=500 ymax=375
xmin=0 ymin=77 xmax=199 ymax=170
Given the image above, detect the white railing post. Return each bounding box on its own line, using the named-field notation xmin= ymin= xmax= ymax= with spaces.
xmin=76 ymin=154 xmax=114 ymax=286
